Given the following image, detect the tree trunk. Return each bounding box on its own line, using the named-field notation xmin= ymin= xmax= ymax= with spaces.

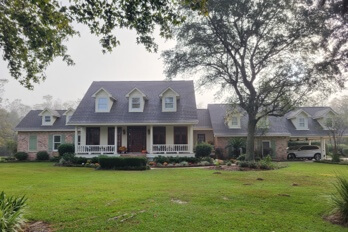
xmin=246 ymin=113 xmax=257 ymax=161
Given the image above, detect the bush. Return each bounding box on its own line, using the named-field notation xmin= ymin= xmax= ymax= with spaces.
xmin=58 ymin=143 xmax=75 ymax=156
xmin=98 ymin=157 xmax=147 ymax=170
xmin=0 ymin=191 xmax=27 ymax=231
xmin=195 ymin=143 xmax=213 ymax=158
xmin=36 ymin=151 xmax=50 ymax=161
xmin=332 ymin=153 xmax=341 ymax=163
xmin=154 ymin=156 xmax=200 ymax=164
xmin=62 ymin=153 xmax=76 ymax=162
xmin=343 ymin=148 xmax=348 ymax=157
xmin=214 ymin=148 xmax=224 ymax=159
xmin=237 ymin=154 xmax=246 ymax=161
xmin=238 ymin=161 xmax=249 ymax=168
xmin=332 ymin=175 xmax=348 ymax=224
xmin=14 ymin=152 xmax=28 ymax=161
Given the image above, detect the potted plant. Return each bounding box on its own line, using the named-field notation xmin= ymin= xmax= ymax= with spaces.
xmin=119 ymin=146 xmax=127 ymax=154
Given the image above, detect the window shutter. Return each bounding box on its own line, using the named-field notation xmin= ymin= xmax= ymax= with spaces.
xmin=29 ymin=135 xmax=37 ymax=151
xmin=61 ymin=134 xmax=65 ymax=144
xmin=271 ymin=140 xmax=276 ymax=158
xmin=48 ymin=135 xmax=53 ymax=152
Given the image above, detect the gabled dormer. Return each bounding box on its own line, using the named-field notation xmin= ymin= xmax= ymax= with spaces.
xmin=63 ymin=108 xmax=75 ymax=125
xmin=159 ymin=87 xmax=180 ymax=112
xmin=287 ymin=109 xmax=310 ymax=130
xmin=38 ymin=108 xmax=60 ymax=126
xmin=126 ymin=88 xmax=147 ymax=112
xmin=91 ymin=88 xmax=116 ymax=113
xmin=225 ymin=109 xmax=243 ymax=129
xmin=312 ymin=108 xmax=338 ymax=130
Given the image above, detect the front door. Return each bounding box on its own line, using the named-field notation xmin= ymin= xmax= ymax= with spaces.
xmin=127 ymin=126 xmax=146 ymax=152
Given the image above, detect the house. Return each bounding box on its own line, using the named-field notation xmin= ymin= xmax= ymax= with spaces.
xmin=15 ymin=80 xmax=340 ymax=161
xmin=206 ymin=104 xmax=338 ymax=160
xmin=15 ymin=109 xmax=75 ymax=160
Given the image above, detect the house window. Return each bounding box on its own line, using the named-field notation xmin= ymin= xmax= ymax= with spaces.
xmin=67 ymin=115 xmax=71 ymax=122
xmin=131 ymin=97 xmax=141 ymax=109
xmin=78 ymin=135 xmax=81 ymax=146
xmin=326 ymin=118 xmax=333 ymax=128
xmin=165 ymin=97 xmax=174 ymax=109
xmin=231 ymin=117 xmax=238 ymax=126
xmin=44 ymin=116 xmax=51 ymax=122
xmin=299 ymin=118 xmax=305 ymax=127
xmin=53 ymin=135 xmax=61 ymax=151
xmin=97 ymin=98 xmax=108 ymax=111
xmin=197 ymin=134 xmax=205 ymax=143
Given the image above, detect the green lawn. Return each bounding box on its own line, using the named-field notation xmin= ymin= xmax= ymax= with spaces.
xmin=0 ymin=162 xmax=347 ymax=231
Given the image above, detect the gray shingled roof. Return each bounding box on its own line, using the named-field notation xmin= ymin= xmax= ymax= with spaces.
xmin=68 ymin=81 xmax=198 ymax=125
xmin=207 ymin=105 xmax=340 ymax=138
xmin=15 ymin=110 xmax=75 ymax=131
xmin=208 ymin=104 xmax=290 ymax=137
xmin=194 ymin=109 xmax=212 ymax=129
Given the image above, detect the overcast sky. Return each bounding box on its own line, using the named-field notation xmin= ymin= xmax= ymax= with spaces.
xmin=0 ymin=24 xmax=346 ymax=109
xmin=0 ymin=24 xmax=219 ymax=109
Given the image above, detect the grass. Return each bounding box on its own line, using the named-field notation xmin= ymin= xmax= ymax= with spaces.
xmin=0 ymin=162 xmax=347 ymax=231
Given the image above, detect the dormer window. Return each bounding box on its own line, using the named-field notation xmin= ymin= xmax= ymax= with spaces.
xmin=164 ymin=97 xmax=174 ymax=109
xmin=67 ymin=115 xmax=72 ymax=122
xmin=44 ymin=116 xmax=51 ymax=123
xmin=39 ymin=109 xmax=60 ymax=126
xmin=97 ymin=97 xmax=108 ymax=111
xmin=226 ymin=113 xmax=241 ymax=129
xmin=63 ymin=108 xmax=75 ymax=125
xmin=126 ymin=88 xmax=147 ymax=112
xmin=92 ymin=88 xmax=116 ymax=113
xmin=159 ymin=87 xmax=180 ymax=112
xmin=299 ymin=117 xmax=305 ymax=128
xmin=131 ymin=97 xmax=141 ymax=109
xmin=287 ymin=109 xmax=310 ymax=130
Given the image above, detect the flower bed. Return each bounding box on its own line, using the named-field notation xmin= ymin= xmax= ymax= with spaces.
xmin=148 ymin=157 xmax=236 ymax=168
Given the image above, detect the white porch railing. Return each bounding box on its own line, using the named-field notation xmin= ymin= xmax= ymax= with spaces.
xmin=152 ymin=144 xmax=190 ymax=154
xmin=76 ymin=145 xmax=116 ymax=154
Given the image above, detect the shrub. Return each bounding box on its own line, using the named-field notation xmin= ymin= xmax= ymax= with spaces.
xmin=238 ymin=161 xmax=249 ymax=168
xmin=248 ymin=161 xmax=258 ymax=169
xmin=62 ymin=153 xmax=76 ymax=162
xmin=342 ymin=148 xmax=348 ymax=157
xmin=214 ymin=147 xmax=224 ymax=159
xmin=36 ymin=151 xmax=50 ymax=161
xmin=195 ymin=143 xmax=213 ymax=158
xmin=90 ymin=156 xmax=99 ymax=164
xmin=237 ymin=154 xmax=246 ymax=161
xmin=98 ymin=157 xmax=147 ymax=170
xmin=332 ymin=153 xmax=341 ymax=163
xmin=14 ymin=152 xmax=28 ymax=161
xmin=0 ymin=191 xmax=27 ymax=231
xmin=154 ymin=156 xmax=200 ymax=164
xmin=332 ymin=175 xmax=348 ymax=224
xmin=58 ymin=143 xmax=75 ymax=156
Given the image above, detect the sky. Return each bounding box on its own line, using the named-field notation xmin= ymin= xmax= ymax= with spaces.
xmin=0 ymin=24 xmax=219 ymax=109
xmin=0 ymin=24 xmax=346 ymax=109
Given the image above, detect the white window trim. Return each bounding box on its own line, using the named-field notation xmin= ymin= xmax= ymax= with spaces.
xmin=162 ymin=96 xmax=177 ymax=112
xmin=129 ymin=97 xmax=143 ymax=112
xmin=228 ymin=114 xmax=241 ymax=129
xmin=53 ymin=135 xmax=62 ymax=151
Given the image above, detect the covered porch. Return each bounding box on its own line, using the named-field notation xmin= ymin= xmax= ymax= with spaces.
xmin=74 ymin=125 xmax=195 ymax=157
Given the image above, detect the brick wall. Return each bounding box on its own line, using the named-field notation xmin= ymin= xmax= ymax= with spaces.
xmin=214 ymin=136 xmax=289 ymax=160
xmin=17 ymin=131 xmax=74 ymax=160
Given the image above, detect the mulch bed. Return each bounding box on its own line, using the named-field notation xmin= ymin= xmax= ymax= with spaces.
xmin=24 ymin=221 xmax=52 ymax=232
xmin=324 ymin=213 xmax=348 ymax=228
xmin=151 ymin=165 xmax=215 ymax=168
xmin=207 ymin=165 xmax=262 ymax=171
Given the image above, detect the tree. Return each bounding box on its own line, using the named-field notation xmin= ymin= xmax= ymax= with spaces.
xmin=163 ymin=0 xmax=347 ymax=160
xmin=0 ymin=0 xmax=207 ymax=89
xmin=325 ymin=115 xmax=348 ymax=157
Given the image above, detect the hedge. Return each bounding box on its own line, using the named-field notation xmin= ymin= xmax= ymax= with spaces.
xmin=36 ymin=151 xmax=50 ymax=161
xmin=195 ymin=143 xmax=212 ymax=158
xmin=58 ymin=143 xmax=75 ymax=156
xmin=14 ymin=152 xmax=28 ymax=161
xmin=153 ymin=156 xmax=203 ymax=164
xmin=98 ymin=157 xmax=147 ymax=170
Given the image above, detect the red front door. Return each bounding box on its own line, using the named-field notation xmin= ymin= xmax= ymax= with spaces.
xmin=127 ymin=126 xmax=146 ymax=152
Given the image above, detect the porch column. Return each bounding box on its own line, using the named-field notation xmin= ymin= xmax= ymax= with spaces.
xmin=308 ymin=140 xmax=312 ymax=145
xmin=149 ymin=125 xmax=153 ymax=154
xmin=189 ymin=125 xmax=194 ymax=153
xmin=114 ymin=126 xmax=118 ymax=154
xmin=74 ymin=126 xmax=78 ymax=153
xmin=320 ymin=137 xmax=326 ymax=160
